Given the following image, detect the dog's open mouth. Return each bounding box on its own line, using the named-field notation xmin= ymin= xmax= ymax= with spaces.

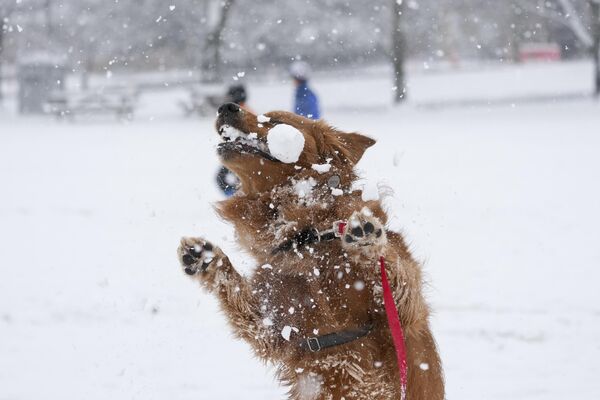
xmin=217 ymin=125 xmax=280 ymax=162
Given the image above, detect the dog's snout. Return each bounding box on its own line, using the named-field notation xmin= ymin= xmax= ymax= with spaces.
xmin=218 ymin=102 xmax=241 ymax=115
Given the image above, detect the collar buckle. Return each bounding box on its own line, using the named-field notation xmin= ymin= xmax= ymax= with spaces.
xmin=306 ymin=337 xmax=322 ymax=352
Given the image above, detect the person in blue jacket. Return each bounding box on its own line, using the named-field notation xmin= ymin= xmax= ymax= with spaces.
xmin=290 ymin=61 xmax=321 ymax=120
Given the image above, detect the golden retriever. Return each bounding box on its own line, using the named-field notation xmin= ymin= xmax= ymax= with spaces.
xmin=177 ymin=103 xmax=444 ymax=399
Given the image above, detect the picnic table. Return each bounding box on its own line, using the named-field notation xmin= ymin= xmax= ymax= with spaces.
xmin=178 ymin=85 xmax=224 ymax=117
xmin=44 ymin=87 xmax=138 ymax=120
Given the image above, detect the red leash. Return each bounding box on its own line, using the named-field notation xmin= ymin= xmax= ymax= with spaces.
xmin=327 ymin=222 xmax=408 ymax=397
xmin=379 ymin=256 xmax=408 ymax=400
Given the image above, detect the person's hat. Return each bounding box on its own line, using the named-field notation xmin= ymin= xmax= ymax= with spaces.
xmin=226 ymin=84 xmax=247 ymax=104
xmin=289 ymin=61 xmax=311 ymax=80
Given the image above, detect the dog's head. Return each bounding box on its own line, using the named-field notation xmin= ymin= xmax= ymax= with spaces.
xmin=215 ymin=102 xmax=375 ymax=194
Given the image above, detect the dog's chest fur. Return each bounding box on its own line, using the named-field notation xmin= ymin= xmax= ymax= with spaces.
xmin=219 ymin=185 xmax=386 ymax=342
xmin=250 ymin=255 xmax=379 ymax=339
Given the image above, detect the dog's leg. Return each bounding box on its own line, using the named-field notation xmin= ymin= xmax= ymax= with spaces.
xmin=340 ymin=209 xmax=414 ymax=315
xmin=177 ymin=237 xmax=278 ymax=359
xmin=341 ymin=213 xmax=443 ymax=399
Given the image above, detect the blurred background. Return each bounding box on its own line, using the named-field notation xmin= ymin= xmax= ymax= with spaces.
xmin=0 ymin=0 xmax=599 ymax=111
xmin=1 ymin=1 xmax=599 ymax=399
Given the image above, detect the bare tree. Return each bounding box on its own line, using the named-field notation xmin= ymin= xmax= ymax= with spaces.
xmin=391 ymin=0 xmax=407 ymax=103
xmin=592 ymin=0 xmax=600 ymax=96
xmin=0 ymin=0 xmax=18 ymax=105
xmin=202 ymin=0 xmax=235 ymax=82
xmin=555 ymin=0 xmax=593 ymax=46
xmin=0 ymin=19 xmax=4 ymax=104
xmin=515 ymin=0 xmax=593 ymax=47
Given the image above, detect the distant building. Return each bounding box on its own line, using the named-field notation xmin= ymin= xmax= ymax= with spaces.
xmin=518 ymin=43 xmax=561 ymax=63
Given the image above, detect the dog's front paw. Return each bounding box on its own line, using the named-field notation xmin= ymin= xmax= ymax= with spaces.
xmin=342 ymin=208 xmax=387 ymax=255
xmin=178 ymin=237 xmax=222 ymax=276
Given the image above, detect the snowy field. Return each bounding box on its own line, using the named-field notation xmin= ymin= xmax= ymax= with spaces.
xmin=1 ymin=61 xmax=600 ymax=399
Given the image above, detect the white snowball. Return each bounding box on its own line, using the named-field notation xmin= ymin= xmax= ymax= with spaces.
xmin=267 ymin=124 xmax=305 ymax=163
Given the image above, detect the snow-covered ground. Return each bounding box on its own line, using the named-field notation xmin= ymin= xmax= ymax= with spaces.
xmin=1 ymin=61 xmax=599 ymax=399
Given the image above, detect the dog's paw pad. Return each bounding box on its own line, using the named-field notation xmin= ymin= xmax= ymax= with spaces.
xmin=342 ymin=209 xmax=387 ymax=252
xmin=178 ymin=237 xmax=216 ymax=276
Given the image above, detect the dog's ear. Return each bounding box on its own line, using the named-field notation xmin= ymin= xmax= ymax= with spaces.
xmin=330 ymin=132 xmax=376 ymax=165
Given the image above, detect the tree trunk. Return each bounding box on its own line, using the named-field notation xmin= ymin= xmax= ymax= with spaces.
xmin=510 ymin=2 xmax=525 ymax=62
xmin=80 ymin=44 xmax=97 ymax=91
xmin=0 ymin=21 xmax=4 ymax=104
xmin=391 ymin=0 xmax=407 ymax=103
xmin=592 ymin=0 xmax=600 ymax=97
xmin=202 ymin=0 xmax=235 ymax=83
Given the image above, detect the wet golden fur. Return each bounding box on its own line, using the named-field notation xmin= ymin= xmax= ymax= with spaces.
xmin=177 ymin=108 xmax=444 ymax=399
